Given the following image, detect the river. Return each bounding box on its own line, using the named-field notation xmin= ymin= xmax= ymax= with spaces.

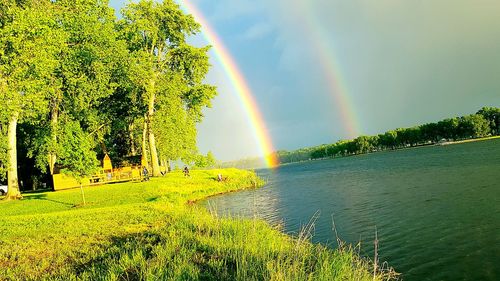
xmin=203 ymin=139 xmax=500 ymax=280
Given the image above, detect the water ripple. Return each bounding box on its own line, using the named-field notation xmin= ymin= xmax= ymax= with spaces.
xmin=203 ymin=139 xmax=500 ymax=281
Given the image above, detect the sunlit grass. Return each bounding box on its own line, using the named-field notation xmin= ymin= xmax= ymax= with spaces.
xmin=0 ymin=169 xmax=397 ymax=280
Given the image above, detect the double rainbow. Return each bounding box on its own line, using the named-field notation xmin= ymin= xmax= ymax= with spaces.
xmin=298 ymin=0 xmax=361 ymax=138
xmin=177 ymin=1 xmax=279 ymax=168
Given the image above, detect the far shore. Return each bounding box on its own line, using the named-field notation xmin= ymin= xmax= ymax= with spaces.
xmin=438 ymin=135 xmax=500 ymax=146
xmin=279 ymin=135 xmax=500 ymax=166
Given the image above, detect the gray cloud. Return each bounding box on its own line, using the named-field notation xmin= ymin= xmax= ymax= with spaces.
xmin=261 ymin=0 xmax=500 ymax=136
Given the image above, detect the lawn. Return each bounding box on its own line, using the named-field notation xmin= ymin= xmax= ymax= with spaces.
xmin=0 ymin=169 xmax=396 ymax=280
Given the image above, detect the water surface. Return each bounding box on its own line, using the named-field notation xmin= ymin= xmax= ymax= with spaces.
xmin=204 ymin=139 xmax=500 ymax=281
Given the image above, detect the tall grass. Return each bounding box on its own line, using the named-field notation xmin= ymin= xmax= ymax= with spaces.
xmin=0 ymin=169 xmax=397 ymax=280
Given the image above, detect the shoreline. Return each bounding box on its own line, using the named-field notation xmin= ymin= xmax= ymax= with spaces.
xmin=278 ymin=135 xmax=500 ymax=166
xmin=186 ymin=185 xmax=256 ymax=205
xmin=437 ymin=135 xmax=500 ymax=146
xmin=0 ymin=169 xmax=397 ymax=280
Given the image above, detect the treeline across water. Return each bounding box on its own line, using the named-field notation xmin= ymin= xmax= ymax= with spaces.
xmin=277 ymin=107 xmax=500 ymax=164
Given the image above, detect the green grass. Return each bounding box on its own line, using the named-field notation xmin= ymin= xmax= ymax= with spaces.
xmin=0 ymin=169 xmax=397 ymax=280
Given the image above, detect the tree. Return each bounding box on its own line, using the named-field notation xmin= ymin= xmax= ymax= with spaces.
xmin=379 ymin=130 xmax=397 ymax=149
xmin=437 ymin=118 xmax=460 ymax=140
xmin=477 ymin=107 xmax=500 ymax=135
xmin=353 ymin=136 xmax=375 ymax=154
xmin=44 ymin=0 xmax=126 ymax=176
xmin=457 ymin=114 xmax=491 ymax=139
xmin=152 ymin=83 xmax=197 ymax=165
xmin=193 ymin=151 xmax=217 ymax=169
xmin=311 ymin=145 xmax=328 ymax=159
xmin=0 ymin=1 xmax=66 ymax=200
xmin=119 ymin=0 xmax=215 ymax=176
xmin=419 ymin=123 xmax=439 ymax=143
xmin=56 ymin=120 xmax=99 ymax=206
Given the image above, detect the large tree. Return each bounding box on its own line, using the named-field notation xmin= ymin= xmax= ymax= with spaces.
xmin=153 ymin=45 xmax=216 ymax=166
xmin=119 ymin=0 xmax=215 ymax=176
xmin=43 ymin=0 xmax=127 ymax=176
xmin=0 ymin=0 xmax=66 ymax=199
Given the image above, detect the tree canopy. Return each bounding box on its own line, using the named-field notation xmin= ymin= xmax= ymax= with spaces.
xmin=0 ymin=0 xmax=218 ymax=196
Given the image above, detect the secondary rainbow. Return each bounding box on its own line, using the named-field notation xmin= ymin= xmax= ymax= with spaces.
xmin=298 ymin=0 xmax=362 ymax=138
xmin=177 ymin=1 xmax=279 ymax=167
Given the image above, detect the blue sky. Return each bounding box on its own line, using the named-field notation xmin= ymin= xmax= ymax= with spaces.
xmin=110 ymin=0 xmax=500 ymax=161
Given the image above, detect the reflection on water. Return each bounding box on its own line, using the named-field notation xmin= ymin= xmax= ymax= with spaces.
xmin=202 ymin=139 xmax=500 ymax=281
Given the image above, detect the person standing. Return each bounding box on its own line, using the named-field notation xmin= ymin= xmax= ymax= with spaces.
xmin=142 ymin=166 xmax=149 ymax=181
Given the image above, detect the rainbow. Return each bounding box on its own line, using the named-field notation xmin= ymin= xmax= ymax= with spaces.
xmin=177 ymin=1 xmax=279 ymax=167
xmin=297 ymin=1 xmax=361 ymax=138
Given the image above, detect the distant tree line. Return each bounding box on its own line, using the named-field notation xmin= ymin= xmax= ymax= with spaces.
xmin=277 ymin=107 xmax=500 ymax=164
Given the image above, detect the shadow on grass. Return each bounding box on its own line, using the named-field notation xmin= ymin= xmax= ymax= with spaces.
xmin=22 ymin=188 xmax=53 ymax=194
xmin=146 ymin=196 xmax=160 ymax=202
xmin=65 ymin=230 xmax=250 ymax=281
xmin=23 ymin=193 xmax=75 ymax=207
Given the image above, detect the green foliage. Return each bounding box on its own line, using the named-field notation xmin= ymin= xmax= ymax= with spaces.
xmin=0 ymin=0 xmax=218 ymax=188
xmin=119 ymin=0 xmax=217 ymax=167
xmin=53 ymin=0 xmax=127 ymax=141
xmin=0 ymin=0 xmax=65 ymax=120
xmin=0 ymin=170 xmax=396 ymax=280
xmin=119 ymin=0 xmax=199 ymax=53
xmin=153 ymin=84 xmax=198 ymax=162
xmin=477 ymin=107 xmax=500 ymax=134
xmin=193 ymin=151 xmax=217 ymax=169
xmin=457 ymin=114 xmax=491 ymax=138
xmin=353 ymin=135 xmax=378 ymax=154
xmin=0 ymin=0 xmax=67 ymax=191
xmin=183 ymin=84 xmax=218 ymax=122
xmin=57 ymin=120 xmax=99 ymax=182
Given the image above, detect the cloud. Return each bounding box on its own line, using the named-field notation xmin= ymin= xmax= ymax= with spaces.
xmin=203 ymin=0 xmax=263 ymax=21
xmin=241 ymin=22 xmax=274 ymax=41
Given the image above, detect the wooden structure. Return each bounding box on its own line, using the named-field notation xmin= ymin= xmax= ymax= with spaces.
xmin=53 ymin=154 xmax=142 ymax=191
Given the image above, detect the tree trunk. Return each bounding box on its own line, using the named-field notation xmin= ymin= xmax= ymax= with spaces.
xmin=148 ymin=127 xmax=160 ymax=177
xmin=141 ymin=115 xmax=149 ymax=170
xmin=48 ymin=104 xmax=58 ymax=175
xmin=5 ymin=112 xmax=21 ymax=200
xmin=79 ymin=184 xmax=86 ymax=206
xmin=100 ymin=141 xmax=108 ymax=154
xmin=147 ymin=82 xmax=160 ymax=177
xmin=160 ymin=158 xmax=168 ymax=175
xmin=129 ymin=122 xmax=136 ymax=156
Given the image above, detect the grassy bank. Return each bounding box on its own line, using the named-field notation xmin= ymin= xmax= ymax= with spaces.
xmin=440 ymin=135 xmax=500 ymax=145
xmin=0 ymin=169 xmax=396 ymax=280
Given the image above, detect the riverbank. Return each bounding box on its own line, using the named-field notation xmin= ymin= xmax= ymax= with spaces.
xmin=0 ymin=169 xmax=396 ymax=280
xmin=437 ymin=135 xmax=500 ymax=146
xmin=278 ymin=135 xmax=500 ymax=167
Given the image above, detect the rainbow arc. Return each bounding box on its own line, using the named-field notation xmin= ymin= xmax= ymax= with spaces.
xmin=178 ymin=1 xmax=279 ymax=167
xmin=298 ymin=0 xmax=361 ymax=138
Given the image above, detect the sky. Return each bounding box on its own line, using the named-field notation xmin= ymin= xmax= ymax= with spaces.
xmin=109 ymin=0 xmax=500 ymax=161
